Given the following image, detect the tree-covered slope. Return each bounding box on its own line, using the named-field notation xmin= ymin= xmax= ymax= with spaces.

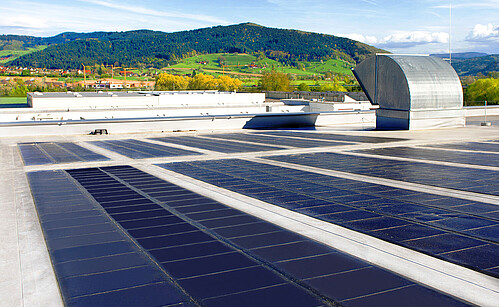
xmin=450 ymin=55 xmax=498 ymax=76
xmin=7 ymin=23 xmax=386 ymax=69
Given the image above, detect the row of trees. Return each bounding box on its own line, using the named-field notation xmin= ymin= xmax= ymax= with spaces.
xmin=259 ymin=70 xmax=347 ymax=92
xmin=155 ymin=70 xmax=350 ymax=93
xmin=155 ymin=73 xmax=242 ymax=91
xmin=0 ymin=78 xmax=67 ymax=97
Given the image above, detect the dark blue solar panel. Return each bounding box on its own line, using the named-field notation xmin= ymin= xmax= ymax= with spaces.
xmin=91 ymin=139 xmax=201 ymax=159
xmin=344 ymin=284 xmax=468 ymax=307
xmin=67 ymin=282 xmax=188 ymax=307
xmin=266 ymin=152 xmax=499 ymax=196
xmin=165 ymin=251 xmax=258 ymax=279
xmin=425 ymin=141 xmax=499 ymax=153
xmin=178 ymin=266 xmax=293 ymax=299
xmin=26 ymin=170 xmax=189 ymax=306
xmin=152 ymin=135 xmax=284 ymax=153
xmin=354 ymin=146 xmax=499 ymax=167
xmin=276 ymin=252 xmax=369 ymax=279
xmin=255 ymin=131 xmax=407 ymax=143
xmin=208 ymin=132 xmax=353 ymax=148
xmin=304 ymin=267 xmax=410 ymax=301
xmin=101 ymin=165 xmax=465 ymax=304
xmin=202 ymin=283 xmax=328 ymax=307
xmin=68 ymin=166 xmax=328 ymax=304
xmin=18 ymin=142 xmax=108 ymax=165
xmin=61 ymin=266 xmax=166 ymax=298
xmin=18 ymin=144 xmax=54 ymax=165
xmin=158 ymin=159 xmax=499 ymax=277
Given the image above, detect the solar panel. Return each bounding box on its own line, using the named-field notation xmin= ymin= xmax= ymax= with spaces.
xmin=18 ymin=142 xmax=108 ymax=165
xmin=91 ymin=139 xmax=201 ymax=159
xmin=151 ymin=135 xmax=285 ymax=153
xmin=159 ymin=159 xmax=499 ymax=277
xmin=254 ymin=131 xmax=407 ymax=143
xmin=266 ymin=152 xmax=499 ymax=196
xmin=208 ymin=133 xmax=353 ymax=148
xmin=68 ymin=165 xmax=463 ymax=305
xmin=424 ymin=141 xmax=499 ymax=153
xmin=353 ymin=146 xmax=499 ymax=167
xmin=26 ymin=170 xmax=190 ymax=306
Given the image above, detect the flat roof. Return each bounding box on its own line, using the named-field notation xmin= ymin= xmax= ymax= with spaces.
xmin=28 ymin=90 xmax=235 ymax=99
xmin=2 ymin=116 xmax=499 ymax=306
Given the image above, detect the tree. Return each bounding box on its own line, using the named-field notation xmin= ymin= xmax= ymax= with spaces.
xmin=259 ymin=70 xmax=291 ymax=91
xmin=297 ymin=83 xmax=310 ymax=91
xmin=319 ymin=81 xmax=347 ymax=92
xmin=217 ymin=56 xmax=226 ymax=66
xmin=216 ymin=75 xmax=242 ymax=91
xmin=155 ymin=73 xmax=189 ymax=90
xmin=154 ymin=73 xmax=242 ymax=91
xmin=465 ymin=78 xmax=499 ymax=105
xmin=189 ymin=73 xmax=217 ymax=90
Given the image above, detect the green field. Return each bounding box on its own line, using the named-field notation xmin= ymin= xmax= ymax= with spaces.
xmin=0 ymin=97 xmax=27 ymax=104
xmin=165 ymin=53 xmax=354 ymax=77
xmin=0 ymin=45 xmax=48 ymax=64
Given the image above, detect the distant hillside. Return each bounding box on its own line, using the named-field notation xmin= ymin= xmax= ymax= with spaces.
xmin=451 ymin=55 xmax=498 ymax=76
xmin=429 ymin=52 xmax=497 ymax=76
xmin=6 ymin=23 xmax=386 ymax=69
xmin=431 ymin=52 xmax=488 ymax=59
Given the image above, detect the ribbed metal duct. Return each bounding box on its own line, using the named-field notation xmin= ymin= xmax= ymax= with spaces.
xmin=353 ymin=54 xmax=464 ymax=129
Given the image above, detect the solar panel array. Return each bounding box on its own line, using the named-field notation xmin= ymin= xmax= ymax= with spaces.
xmin=424 ymin=141 xmax=499 ymax=153
xmin=91 ymin=139 xmax=201 ymax=159
xmin=267 ymin=152 xmax=499 ymax=196
xmin=354 ymin=146 xmax=499 ymax=167
xmin=152 ymin=136 xmax=285 ymax=153
xmin=27 ymin=166 xmax=465 ymax=306
xmin=27 ymin=170 xmax=190 ymax=306
xmin=255 ymin=131 xmax=407 ymax=143
xmin=19 ymin=142 xmax=108 ymax=165
xmin=20 ymin=130 xmax=499 ymax=305
xmin=160 ymin=159 xmax=499 ymax=277
xmin=209 ymin=133 xmax=354 ymax=148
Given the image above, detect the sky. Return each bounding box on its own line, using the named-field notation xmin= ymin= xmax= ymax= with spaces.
xmin=1 ymin=0 xmax=498 ymax=54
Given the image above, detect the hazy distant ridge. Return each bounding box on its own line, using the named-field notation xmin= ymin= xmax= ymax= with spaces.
xmin=430 ymin=52 xmax=488 ymax=59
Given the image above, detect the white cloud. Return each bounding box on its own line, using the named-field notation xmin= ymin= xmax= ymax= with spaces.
xmin=0 ymin=15 xmax=48 ymax=30
xmin=339 ymin=30 xmax=451 ymax=49
xmin=378 ymin=31 xmax=449 ymax=48
xmin=340 ymin=33 xmax=378 ymax=44
xmin=340 ymin=31 xmax=449 ymax=49
xmin=466 ymin=23 xmax=499 ymax=42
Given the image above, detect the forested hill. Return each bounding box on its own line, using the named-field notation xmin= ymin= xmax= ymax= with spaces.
xmin=6 ymin=23 xmax=386 ymax=69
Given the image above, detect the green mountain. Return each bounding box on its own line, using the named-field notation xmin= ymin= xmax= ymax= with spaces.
xmin=4 ymin=23 xmax=385 ymax=69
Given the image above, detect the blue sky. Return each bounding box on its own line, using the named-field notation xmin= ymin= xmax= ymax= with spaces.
xmin=1 ymin=0 xmax=498 ymax=54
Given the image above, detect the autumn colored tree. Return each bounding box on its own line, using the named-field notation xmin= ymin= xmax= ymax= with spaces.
xmin=155 ymin=73 xmax=242 ymax=91
xmin=189 ymin=74 xmax=217 ymax=90
xmin=216 ymin=75 xmax=242 ymax=91
xmin=155 ymin=73 xmax=189 ymax=90
xmin=259 ymin=70 xmax=291 ymax=91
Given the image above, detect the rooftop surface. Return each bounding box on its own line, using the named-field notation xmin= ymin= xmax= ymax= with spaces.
xmin=2 ymin=116 xmax=499 ymax=306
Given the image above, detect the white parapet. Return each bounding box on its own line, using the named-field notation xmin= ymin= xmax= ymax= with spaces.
xmin=28 ymin=91 xmax=266 ymax=110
